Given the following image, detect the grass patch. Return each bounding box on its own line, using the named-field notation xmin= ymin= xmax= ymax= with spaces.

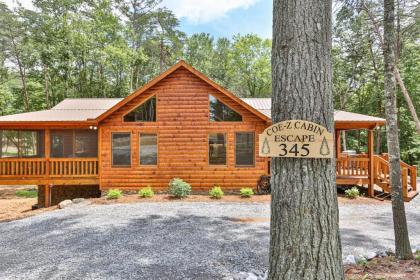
xmin=15 ymin=189 xmax=38 ymax=198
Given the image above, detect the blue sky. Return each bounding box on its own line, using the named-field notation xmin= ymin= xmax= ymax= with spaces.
xmin=5 ymin=0 xmax=273 ymax=39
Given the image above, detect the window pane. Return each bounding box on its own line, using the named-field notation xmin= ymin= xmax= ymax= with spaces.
xmin=0 ymin=130 xmax=44 ymax=158
xmin=1 ymin=130 xmax=19 ymax=158
xmin=140 ymin=134 xmax=157 ymax=165
xmin=209 ymin=94 xmax=242 ymax=122
xmin=51 ymin=130 xmax=73 ymax=158
xmin=124 ymin=96 xmax=156 ymax=122
xmin=235 ymin=132 xmax=254 ymax=166
xmin=112 ymin=133 xmax=131 ymax=166
xmin=75 ymin=130 xmax=98 ymax=157
xmin=209 ymin=133 xmax=226 ymax=165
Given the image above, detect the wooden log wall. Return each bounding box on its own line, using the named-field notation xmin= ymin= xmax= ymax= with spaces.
xmin=99 ymin=67 xmax=269 ymax=191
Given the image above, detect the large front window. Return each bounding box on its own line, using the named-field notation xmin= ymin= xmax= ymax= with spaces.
xmin=124 ymin=96 xmax=156 ymax=122
xmin=209 ymin=94 xmax=242 ymax=122
xmin=235 ymin=132 xmax=255 ymax=166
xmin=112 ymin=133 xmax=131 ymax=167
xmin=0 ymin=130 xmax=44 ymax=158
xmin=209 ymin=133 xmax=227 ymax=165
xmin=139 ymin=133 xmax=157 ymax=165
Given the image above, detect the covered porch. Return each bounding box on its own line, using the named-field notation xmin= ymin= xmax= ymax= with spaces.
xmin=334 ymin=111 xmax=417 ymax=202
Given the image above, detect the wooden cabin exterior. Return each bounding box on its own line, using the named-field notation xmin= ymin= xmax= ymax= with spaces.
xmin=0 ymin=61 xmax=417 ymax=207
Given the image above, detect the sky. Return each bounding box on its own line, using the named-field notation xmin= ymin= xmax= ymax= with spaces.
xmin=4 ymin=0 xmax=273 ymax=39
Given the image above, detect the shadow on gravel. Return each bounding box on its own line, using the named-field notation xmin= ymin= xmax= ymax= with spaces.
xmin=0 ymin=212 xmax=270 ymax=280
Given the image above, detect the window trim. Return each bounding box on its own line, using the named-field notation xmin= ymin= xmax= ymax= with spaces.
xmin=139 ymin=133 xmax=158 ymax=166
xmin=208 ymin=132 xmax=228 ymax=167
xmin=122 ymin=95 xmax=157 ymax=123
xmin=234 ymin=131 xmax=255 ymax=167
xmin=208 ymin=94 xmax=242 ymax=122
xmin=111 ymin=132 xmax=132 ymax=168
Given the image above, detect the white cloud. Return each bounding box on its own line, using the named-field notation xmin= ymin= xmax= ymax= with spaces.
xmin=162 ymin=0 xmax=260 ymax=23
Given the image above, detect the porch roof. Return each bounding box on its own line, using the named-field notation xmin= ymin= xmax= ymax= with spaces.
xmin=242 ymin=98 xmax=386 ymax=129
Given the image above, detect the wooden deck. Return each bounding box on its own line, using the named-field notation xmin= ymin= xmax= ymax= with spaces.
xmin=0 ymin=158 xmax=99 ymax=185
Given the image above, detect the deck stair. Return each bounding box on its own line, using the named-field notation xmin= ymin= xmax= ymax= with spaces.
xmin=373 ymin=154 xmax=418 ymax=202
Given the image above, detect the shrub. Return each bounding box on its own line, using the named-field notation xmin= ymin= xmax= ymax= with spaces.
xmin=15 ymin=189 xmax=38 ymax=198
xmin=138 ymin=186 xmax=154 ymax=198
xmin=107 ymin=189 xmax=122 ymax=200
xmin=168 ymin=178 xmax=191 ymax=198
xmin=345 ymin=187 xmax=360 ymax=199
xmin=240 ymin=187 xmax=254 ymax=197
xmin=209 ymin=186 xmax=224 ymax=199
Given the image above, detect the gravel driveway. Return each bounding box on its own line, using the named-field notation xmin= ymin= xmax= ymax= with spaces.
xmin=0 ymin=198 xmax=419 ymax=280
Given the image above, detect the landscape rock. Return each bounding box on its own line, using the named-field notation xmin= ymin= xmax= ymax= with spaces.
xmin=343 ymin=255 xmax=356 ymax=265
xmin=376 ymin=250 xmax=388 ymax=257
xmin=58 ymin=200 xmax=73 ymax=209
xmin=72 ymin=198 xmax=85 ymax=204
xmin=364 ymin=251 xmax=377 ymax=260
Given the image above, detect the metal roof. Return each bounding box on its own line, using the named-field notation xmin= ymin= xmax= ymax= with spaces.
xmin=0 ymin=97 xmax=385 ymax=124
xmin=242 ymin=98 xmax=386 ymax=123
xmin=0 ymin=98 xmax=122 ymax=122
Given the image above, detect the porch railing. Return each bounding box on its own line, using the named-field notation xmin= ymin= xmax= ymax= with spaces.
xmin=336 ymin=156 xmax=370 ymax=176
xmin=0 ymin=158 xmax=98 ymax=178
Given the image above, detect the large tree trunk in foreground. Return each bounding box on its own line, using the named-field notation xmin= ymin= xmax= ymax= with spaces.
xmin=383 ymin=0 xmax=413 ymax=260
xmin=269 ymin=0 xmax=344 ymax=279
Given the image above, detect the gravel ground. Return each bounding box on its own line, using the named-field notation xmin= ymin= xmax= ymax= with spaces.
xmin=0 ymin=197 xmax=419 ymax=280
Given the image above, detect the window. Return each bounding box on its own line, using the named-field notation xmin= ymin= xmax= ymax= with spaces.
xmin=139 ymin=133 xmax=157 ymax=165
xmin=0 ymin=130 xmax=44 ymax=158
xmin=124 ymin=96 xmax=156 ymax=122
xmin=209 ymin=94 xmax=242 ymax=122
xmin=112 ymin=133 xmax=131 ymax=167
xmin=209 ymin=133 xmax=227 ymax=165
xmin=50 ymin=130 xmax=97 ymax=158
xmin=235 ymin=132 xmax=255 ymax=166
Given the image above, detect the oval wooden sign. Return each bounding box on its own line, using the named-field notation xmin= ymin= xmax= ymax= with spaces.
xmin=259 ymin=120 xmax=334 ymax=158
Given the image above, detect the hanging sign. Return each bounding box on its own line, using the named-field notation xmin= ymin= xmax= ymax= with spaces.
xmin=259 ymin=120 xmax=334 ymax=158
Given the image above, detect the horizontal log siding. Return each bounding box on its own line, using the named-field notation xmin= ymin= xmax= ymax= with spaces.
xmin=99 ymin=68 xmax=268 ymax=190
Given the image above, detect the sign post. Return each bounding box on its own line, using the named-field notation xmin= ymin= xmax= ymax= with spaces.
xmin=259 ymin=120 xmax=334 ymax=158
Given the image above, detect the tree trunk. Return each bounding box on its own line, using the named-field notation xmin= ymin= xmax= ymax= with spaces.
xmin=269 ymin=0 xmax=344 ymax=279
xmin=43 ymin=64 xmax=50 ymax=109
xmin=383 ymin=0 xmax=413 ymax=260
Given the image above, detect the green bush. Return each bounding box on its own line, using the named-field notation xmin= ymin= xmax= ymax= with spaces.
xmin=168 ymin=178 xmax=191 ymax=198
xmin=138 ymin=186 xmax=154 ymax=198
xmin=345 ymin=187 xmax=360 ymax=199
xmin=15 ymin=189 xmax=38 ymax=198
xmin=209 ymin=186 xmax=224 ymax=199
xmin=107 ymin=189 xmax=122 ymax=200
xmin=240 ymin=187 xmax=254 ymax=197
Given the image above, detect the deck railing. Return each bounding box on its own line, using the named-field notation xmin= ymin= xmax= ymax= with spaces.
xmin=0 ymin=158 xmax=99 ymax=178
xmin=336 ymin=156 xmax=370 ymax=176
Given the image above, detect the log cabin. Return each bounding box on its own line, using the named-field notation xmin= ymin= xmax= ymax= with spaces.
xmin=0 ymin=61 xmax=417 ymax=207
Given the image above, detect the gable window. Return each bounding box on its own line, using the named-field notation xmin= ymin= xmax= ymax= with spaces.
xmin=209 ymin=94 xmax=242 ymax=122
xmin=112 ymin=133 xmax=131 ymax=167
xmin=124 ymin=96 xmax=156 ymax=122
xmin=209 ymin=133 xmax=227 ymax=165
xmin=235 ymin=132 xmax=254 ymax=166
xmin=139 ymin=133 xmax=157 ymax=165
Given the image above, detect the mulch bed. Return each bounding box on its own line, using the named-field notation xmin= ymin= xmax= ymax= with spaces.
xmin=344 ymin=256 xmax=420 ymax=280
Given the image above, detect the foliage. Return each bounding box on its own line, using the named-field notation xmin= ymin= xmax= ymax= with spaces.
xmin=209 ymin=186 xmax=224 ymax=199
xmin=240 ymin=187 xmax=254 ymax=197
xmin=15 ymin=189 xmax=38 ymax=198
xmin=106 ymin=189 xmax=122 ymax=200
xmin=356 ymin=257 xmax=368 ymax=266
xmin=345 ymin=187 xmax=360 ymax=199
xmin=168 ymin=178 xmax=191 ymax=198
xmin=138 ymin=186 xmax=154 ymax=198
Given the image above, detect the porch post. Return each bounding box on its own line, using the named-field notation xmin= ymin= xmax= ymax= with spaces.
xmin=368 ymin=129 xmax=375 ymax=197
xmin=44 ymin=129 xmax=51 ymax=207
xmin=335 ymin=129 xmax=341 ymax=158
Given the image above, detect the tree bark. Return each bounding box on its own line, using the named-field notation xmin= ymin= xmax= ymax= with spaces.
xmin=383 ymin=0 xmax=413 ymax=260
xmin=269 ymin=0 xmax=344 ymax=279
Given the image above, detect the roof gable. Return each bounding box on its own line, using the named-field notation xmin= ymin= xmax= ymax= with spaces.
xmin=95 ymin=60 xmax=271 ymax=123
